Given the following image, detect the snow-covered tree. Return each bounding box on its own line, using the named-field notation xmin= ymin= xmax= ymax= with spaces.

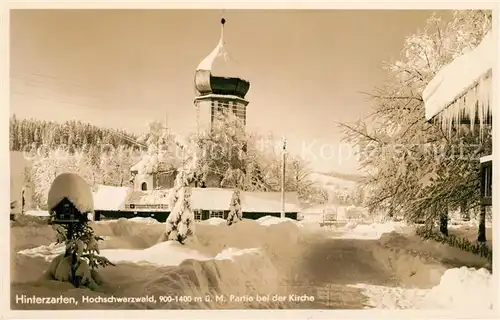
xmin=30 ymin=146 xmax=104 ymax=209
xmin=46 ymin=173 xmax=114 ymax=289
xmin=133 ymin=121 xmax=179 ymax=185
xmin=227 ymin=189 xmax=243 ymax=225
xmin=245 ymin=133 xmax=326 ymax=202
xmin=196 ymin=111 xmax=248 ymax=188
xmin=340 ymin=10 xmax=491 ymax=238
xmin=192 ymin=114 xmax=323 ymax=199
xmin=99 ymin=146 xmax=138 ymax=187
xmin=31 ymin=147 xmax=76 ymax=209
xmin=161 ymin=136 xmax=198 ymax=244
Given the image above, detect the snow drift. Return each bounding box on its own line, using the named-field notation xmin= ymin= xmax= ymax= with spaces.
xmin=422 ymin=267 xmax=493 ymax=309
xmin=13 ymin=217 xmax=299 ymax=309
xmin=350 ymin=267 xmax=493 ymax=310
xmin=18 ymin=240 xmax=261 ymax=268
xmin=11 ymin=216 xmax=493 ymax=310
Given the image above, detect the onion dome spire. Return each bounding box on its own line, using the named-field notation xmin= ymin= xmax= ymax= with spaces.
xmin=194 ymin=16 xmax=250 ymax=99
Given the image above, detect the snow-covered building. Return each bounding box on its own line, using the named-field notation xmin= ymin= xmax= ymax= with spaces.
xmin=92 ymin=186 xmax=300 ymax=221
xmin=240 ymin=191 xmax=301 ymax=220
xmin=423 ymin=29 xmax=493 ymax=207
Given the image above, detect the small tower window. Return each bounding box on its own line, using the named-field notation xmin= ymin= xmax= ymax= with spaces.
xmin=141 ymin=182 xmax=148 ymax=191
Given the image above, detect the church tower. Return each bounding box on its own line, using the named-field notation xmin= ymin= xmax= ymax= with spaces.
xmin=194 ymin=18 xmax=250 ymax=134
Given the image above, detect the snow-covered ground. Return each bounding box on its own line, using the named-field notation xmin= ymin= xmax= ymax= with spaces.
xmin=329 ymin=221 xmax=406 ymax=240
xmin=11 ymin=214 xmax=494 ymax=311
xmin=19 ymin=240 xmax=261 ymax=267
xmin=23 ymin=210 xmax=49 ymax=217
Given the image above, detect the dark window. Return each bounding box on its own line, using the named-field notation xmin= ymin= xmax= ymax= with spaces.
xmin=194 ymin=210 xmax=202 ymax=221
xmin=141 ymin=182 xmax=148 ymax=191
xmin=209 ymin=211 xmax=224 ymax=219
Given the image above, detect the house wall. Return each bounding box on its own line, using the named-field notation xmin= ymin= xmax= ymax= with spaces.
xmin=243 ymin=212 xmax=298 ymax=220
xmin=133 ymin=174 xmax=154 ymax=191
xmin=153 ymin=171 xmax=177 ymax=189
xmin=95 ymin=210 xmax=170 ymax=222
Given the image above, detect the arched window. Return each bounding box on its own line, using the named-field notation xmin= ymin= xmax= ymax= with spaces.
xmin=141 ymin=182 xmax=148 ymax=191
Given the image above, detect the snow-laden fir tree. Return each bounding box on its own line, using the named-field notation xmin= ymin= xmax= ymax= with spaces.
xmin=227 ymin=189 xmax=243 ymax=226
xmin=161 ymin=135 xmax=198 ymax=244
xmin=46 ymin=173 xmax=114 ymax=289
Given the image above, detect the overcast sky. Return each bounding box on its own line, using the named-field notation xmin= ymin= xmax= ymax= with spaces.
xmin=10 ymin=9 xmax=450 ymax=174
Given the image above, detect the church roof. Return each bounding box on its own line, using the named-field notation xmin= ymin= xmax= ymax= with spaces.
xmin=194 ymin=18 xmax=250 ymax=99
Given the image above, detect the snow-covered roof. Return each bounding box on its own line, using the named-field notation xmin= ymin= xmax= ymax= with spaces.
xmin=423 ymin=31 xmax=493 ymax=135
xmin=197 ymin=32 xmax=225 ymax=72
xmin=191 ymin=188 xmax=234 ymax=211
xmin=127 ymin=189 xmax=172 ymax=206
xmin=194 ymin=18 xmax=249 ymax=94
xmin=92 ymin=184 xmax=130 ymax=211
xmin=240 ymin=191 xmax=301 ymax=213
xmin=47 ymin=173 xmax=94 ymax=213
xmin=130 ymin=149 xmax=179 ymax=175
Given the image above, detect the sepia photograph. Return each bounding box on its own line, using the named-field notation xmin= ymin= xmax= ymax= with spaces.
xmin=7 ymin=5 xmax=496 ymax=316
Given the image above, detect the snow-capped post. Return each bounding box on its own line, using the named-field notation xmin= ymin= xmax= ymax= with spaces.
xmin=227 ymin=189 xmax=243 ymax=225
xmin=280 ymin=137 xmax=287 ymax=219
xmin=47 ymin=173 xmax=114 ymax=290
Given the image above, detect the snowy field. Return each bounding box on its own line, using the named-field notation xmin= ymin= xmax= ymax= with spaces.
xmin=10 ymin=213 xmax=494 ymax=311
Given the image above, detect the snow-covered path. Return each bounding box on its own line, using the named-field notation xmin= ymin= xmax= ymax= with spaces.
xmin=282 ymin=236 xmax=398 ymax=308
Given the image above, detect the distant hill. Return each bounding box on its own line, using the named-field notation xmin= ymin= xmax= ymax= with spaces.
xmin=320 ymin=171 xmax=366 ymax=183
